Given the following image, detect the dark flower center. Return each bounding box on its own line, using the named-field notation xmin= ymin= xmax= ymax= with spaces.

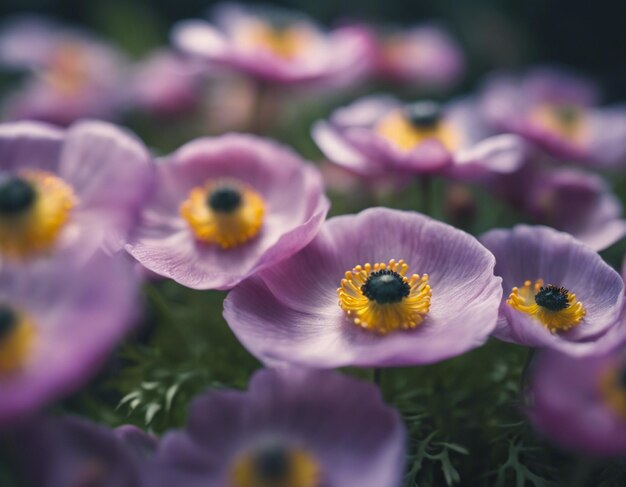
xmin=535 ymin=285 xmax=570 ymax=311
xmin=0 ymin=177 xmax=36 ymax=216
xmin=207 ymin=187 xmax=242 ymax=213
xmin=0 ymin=305 xmax=17 ymax=342
xmin=361 ymin=270 xmax=411 ymax=305
xmin=404 ymin=101 xmax=442 ymax=129
xmin=554 ymin=104 xmax=580 ymax=126
xmin=254 ymin=444 xmax=290 ymax=482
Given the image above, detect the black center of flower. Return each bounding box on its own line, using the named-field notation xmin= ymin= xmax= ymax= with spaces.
xmin=207 ymin=187 xmax=242 ymax=213
xmin=254 ymin=444 xmax=291 ymax=482
xmin=535 ymin=285 xmax=570 ymax=311
xmin=361 ymin=270 xmax=411 ymax=305
xmin=0 ymin=177 xmax=36 ymax=216
xmin=404 ymin=101 xmax=442 ymax=129
xmin=0 ymin=305 xmax=17 ymax=342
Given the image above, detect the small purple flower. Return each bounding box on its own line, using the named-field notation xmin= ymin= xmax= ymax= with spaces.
xmin=480 ymin=67 xmax=626 ymax=168
xmin=172 ymin=3 xmax=371 ymax=88
xmin=126 ymin=134 xmax=329 ymax=290
xmin=0 ymin=251 xmax=138 ymax=424
xmin=224 ymin=207 xmax=502 ymax=368
xmin=131 ymin=49 xmax=204 ymax=117
xmin=480 ymin=225 xmax=624 ymax=355
xmin=312 ymin=95 xmax=527 ymax=180
xmin=147 ymin=368 xmax=406 ymax=487
xmin=368 ymin=24 xmax=464 ymax=88
xmin=528 ymin=349 xmax=626 ymax=456
xmin=0 ymin=120 xmax=153 ymax=261
xmin=0 ymin=16 xmax=128 ymax=126
xmin=11 ymin=416 xmax=154 ymax=486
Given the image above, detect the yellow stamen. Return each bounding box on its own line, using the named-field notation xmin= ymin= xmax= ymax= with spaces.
xmin=337 ymin=259 xmax=431 ymax=335
xmin=240 ymin=21 xmax=314 ymax=59
xmin=528 ymin=103 xmax=588 ymax=145
xmin=0 ymin=311 xmax=35 ymax=374
xmin=230 ymin=447 xmax=320 ymax=487
xmin=375 ymin=109 xmax=458 ymax=152
xmin=507 ymin=278 xmax=586 ymax=333
xmin=599 ymin=364 xmax=626 ymax=421
xmin=0 ymin=170 xmax=76 ymax=260
xmin=180 ymin=179 xmax=265 ymax=249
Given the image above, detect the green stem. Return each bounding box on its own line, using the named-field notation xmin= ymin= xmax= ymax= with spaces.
xmin=373 ymin=368 xmax=383 ymax=388
xmin=519 ymin=347 xmax=536 ymax=401
xmin=420 ymin=176 xmax=432 ymax=215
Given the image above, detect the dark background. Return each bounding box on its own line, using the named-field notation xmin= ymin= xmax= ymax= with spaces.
xmin=1 ymin=0 xmax=625 ymax=99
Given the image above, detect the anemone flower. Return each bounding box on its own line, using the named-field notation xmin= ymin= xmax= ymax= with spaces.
xmin=0 ymin=16 xmax=128 ymax=126
xmin=528 ymin=349 xmax=626 ymax=456
xmin=126 ymin=134 xmax=329 ymax=290
xmin=480 ymin=67 xmax=626 ymax=168
xmin=146 ymin=368 xmax=406 ymax=487
xmin=224 ymin=207 xmax=502 ymax=368
xmin=172 ymin=3 xmax=371 ymax=89
xmin=0 ymin=250 xmax=138 ymax=424
xmin=312 ymin=95 xmax=527 ymax=181
xmin=481 ymin=225 xmax=624 ymax=355
xmin=0 ymin=120 xmax=153 ymax=262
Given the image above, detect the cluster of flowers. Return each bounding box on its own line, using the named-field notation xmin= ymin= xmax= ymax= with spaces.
xmin=1 ymin=3 xmax=626 ymax=485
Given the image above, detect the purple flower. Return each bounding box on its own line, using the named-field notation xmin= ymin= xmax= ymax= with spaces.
xmin=312 ymin=95 xmax=527 ymax=180
xmin=126 ymin=134 xmax=329 ymax=290
xmin=480 ymin=225 xmax=624 ymax=355
xmin=368 ymin=24 xmax=464 ymax=88
xmin=147 ymin=368 xmax=406 ymax=487
xmin=480 ymin=67 xmax=626 ymax=168
xmin=0 ymin=120 xmax=154 ymax=261
xmin=172 ymin=3 xmax=371 ymax=88
xmin=528 ymin=349 xmax=626 ymax=456
xmin=131 ymin=49 xmax=204 ymax=117
xmin=0 ymin=250 xmax=138 ymax=424
xmin=11 ymin=416 xmax=154 ymax=486
xmin=0 ymin=16 xmax=129 ymax=126
xmin=224 ymin=207 xmax=502 ymax=368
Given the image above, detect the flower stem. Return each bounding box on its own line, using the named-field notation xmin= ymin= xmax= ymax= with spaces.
xmin=420 ymin=176 xmax=432 ymax=215
xmin=519 ymin=347 xmax=536 ymax=401
xmin=373 ymin=368 xmax=383 ymax=388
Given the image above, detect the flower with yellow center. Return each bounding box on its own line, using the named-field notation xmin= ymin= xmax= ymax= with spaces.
xmin=337 ymin=259 xmax=431 ymax=335
xmin=239 ymin=20 xmax=314 ymax=60
xmin=43 ymin=43 xmax=89 ymax=95
xmin=599 ymin=363 xmax=626 ymax=421
xmin=529 ymin=103 xmax=588 ymax=145
xmin=230 ymin=443 xmax=320 ymax=487
xmin=507 ymin=279 xmax=586 ymax=334
xmin=0 ymin=305 xmax=35 ymax=374
xmin=375 ymin=101 xmax=458 ymax=152
xmin=180 ymin=179 xmax=265 ymax=249
xmin=0 ymin=170 xmax=76 ymax=260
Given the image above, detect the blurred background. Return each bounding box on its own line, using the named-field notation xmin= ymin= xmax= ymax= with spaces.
xmin=1 ymin=0 xmax=625 ymax=100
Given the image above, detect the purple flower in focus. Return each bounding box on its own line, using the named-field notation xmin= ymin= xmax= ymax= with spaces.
xmin=0 ymin=120 xmax=154 ymax=261
xmin=126 ymin=134 xmax=329 ymax=290
xmin=0 ymin=16 xmax=129 ymax=126
xmin=480 ymin=67 xmax=626 ymax=168
xmin=224 ymin=207 xmax=502 ymax=368
xmin=481 ymin=225 xmax=624 ymax=355
xmin=131 ymin=49 xmax=204 ymax=117
xmin=0 ymin=251 xmax=138 ymax=424
xmin=146 ymin=368 xmax=406 ymax=487
xmin=528 ymin=349 xmax=626 ymax=456
xmin=11 ymin=416 xmax=155 ymax=486
xmin=368 ymin=24 xmax=464 ymax=88
xmin=172 ymin=3 xmax=371 ymax=88
xmin=312 ymin=95 xmax=527 ymax=180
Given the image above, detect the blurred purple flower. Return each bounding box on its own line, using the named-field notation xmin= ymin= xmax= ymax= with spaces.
xmin=12 ymin=416 xmax=154 ymax=486
xmin=0 ymin=16 xmax=129 ymax=126
xmin=224 ymin=207 xmax=502 ymax=368
xmin=131 ymin=49 xmax=204 ymax=117
xmin=172 ymin=3 xmax=371 ymax=88
xmin=312 ymin=95 xmax=527 ymax=180
xmin=0 ymin=251 xmax=138 ymax=424
xmin=0 ymin=120 xmax=154 ymax=261
xmin=480 ymin=67 xmax=626 ymax=168
xmin=147 ymin=368 xmax=406 ymax=487
xmin=481 ymin=225 xmax=624 ymax=355
xmin=528 ymin=349 xmax=626 ymax=456
xmin=126 ymin=134 xmax=329 ymax=290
